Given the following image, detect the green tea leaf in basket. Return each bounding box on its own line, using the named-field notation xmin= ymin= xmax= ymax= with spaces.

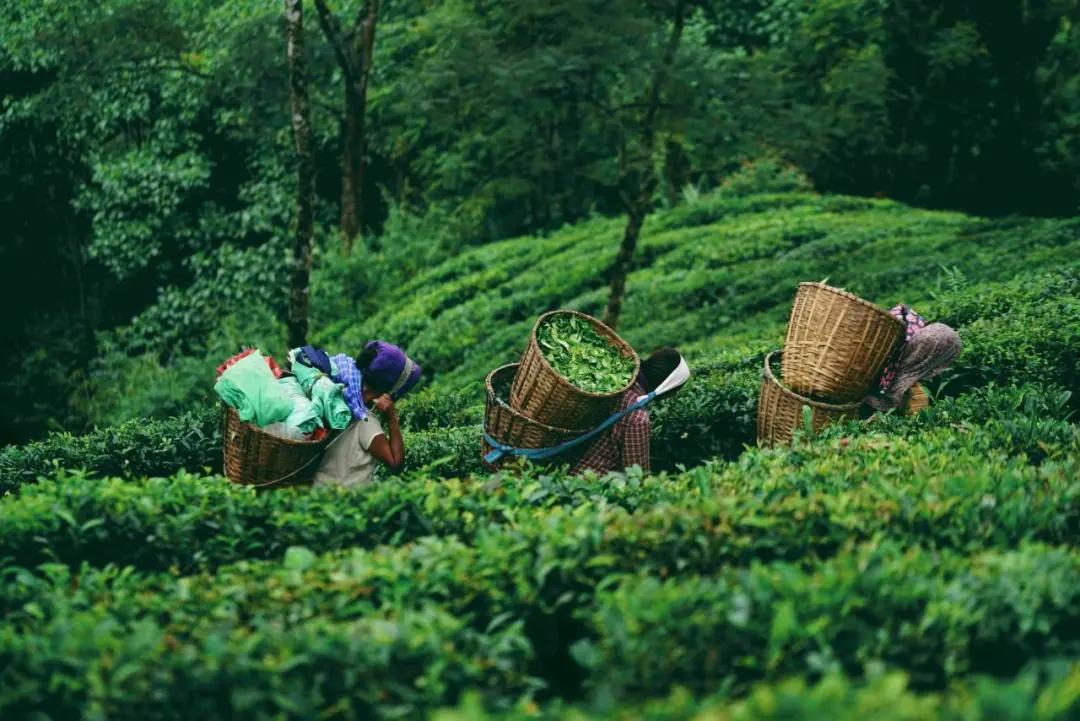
xmin=537 ymin=315 xmax=636 ymax=393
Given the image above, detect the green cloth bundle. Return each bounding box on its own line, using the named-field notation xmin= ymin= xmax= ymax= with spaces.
xmin=214 ymin=351 xmax=293 ymax=428
xmin=288 ymin=349 xmax=353 ymax=430
xmin=277 ymin=376 xmax=322 ymax=433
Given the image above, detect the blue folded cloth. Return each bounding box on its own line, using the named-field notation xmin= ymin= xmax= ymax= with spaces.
xmin=331 ymin=353 xmax=368 ymax=420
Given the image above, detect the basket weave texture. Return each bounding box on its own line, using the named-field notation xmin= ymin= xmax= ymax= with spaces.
xmin=757 ymin=351 xmax=860 ymax=446
xmin=509 ymin=310 xmax=640 ymax=431
xmin=486 ymin=363 xmax=584 ymax=450
xmin=781 ymin=282 xmax=904 ymax=402
xmin=905 ymin=383 xmax=929 ymax=415
xmin=223 ymin=405 xmax=327 ymax=488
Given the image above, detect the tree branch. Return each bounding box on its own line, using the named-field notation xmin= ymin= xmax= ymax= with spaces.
xmin=312 ymin=0 xmax=357 ymax=79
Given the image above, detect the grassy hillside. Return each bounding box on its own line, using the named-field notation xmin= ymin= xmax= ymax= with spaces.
xmin=1 ymin=189 xmax=1079 ymax=719
xmin=321 ymin=190 xmax=1079 ymax=401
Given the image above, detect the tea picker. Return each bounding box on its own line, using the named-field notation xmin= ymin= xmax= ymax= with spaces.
xmin=482 ymin=311 xmax=691 ymax=471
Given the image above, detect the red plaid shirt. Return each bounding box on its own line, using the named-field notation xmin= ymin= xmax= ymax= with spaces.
xmin=571 ymin=382 xmax=650 ymax=476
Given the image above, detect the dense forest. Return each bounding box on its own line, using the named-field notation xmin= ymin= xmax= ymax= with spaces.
xmin=2 ymin=0 xmax=1079 ymax=443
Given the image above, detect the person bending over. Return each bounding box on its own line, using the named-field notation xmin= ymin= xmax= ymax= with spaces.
xmin=313 ymin=340 xmax=420 ymax=488
xmin=571 ymin=347 xmax=683 ymax=476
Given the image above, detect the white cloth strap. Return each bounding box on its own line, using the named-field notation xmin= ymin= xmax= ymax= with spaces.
xmin=389 ymin=356 xmax=415 ymax=397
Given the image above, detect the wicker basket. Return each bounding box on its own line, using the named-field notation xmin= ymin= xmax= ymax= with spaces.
xmin=781 ymin=282 xmax=905 ymax=403
xmin=484 ymin=364 xmax=585 ymax=468
xmin=222 ymin=405 xmax=328 ymax=488
xmin=757 ymin=351 xmax=861 ymax=446
xmin=509 ymin=310 xmax=640 ymax=431
xmin=905 ymin=383 xmax=929 ymax=415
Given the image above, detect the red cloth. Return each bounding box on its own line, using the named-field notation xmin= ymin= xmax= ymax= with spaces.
xmin=216 ymin=349 xmax=283 ymax=379
xmin=571 ymin=382 xmax=650 ymax=476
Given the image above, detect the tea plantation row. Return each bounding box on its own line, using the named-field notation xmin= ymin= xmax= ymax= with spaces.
xmin=1 ymin=267 xmax=1076 ymax=494
xmin=432 ymin=666 xmax=1080 ymax=721
xmin=0 ymin=384 xmax=1075 ymax=575
xmin=325 ymin=191 xmax=1080 ymax=400
xmin=2 ymin=531 xmax=1078 ymax=717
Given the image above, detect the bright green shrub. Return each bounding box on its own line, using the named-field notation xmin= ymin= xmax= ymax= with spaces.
xmin=3 ymin=537 xmax=1078 ymax=716
xmin=1 ymin=404 xmax=1076 ymax=576
xmin=576 ymin=542 xmax=1080 ymax=696
xmin=433 ymin=663 xmax=1080 ymax=720
xmin=0 ymin=571 xmax=536 ymax=720
xmin=0 ymin=405 xmax=221 ymax=496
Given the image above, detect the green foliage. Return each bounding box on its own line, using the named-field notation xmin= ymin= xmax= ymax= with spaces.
xmin=537 ymin=315 xmax=637 ymax=393
xmin=1 ymin=391 xmax=1075 ymax=574
xmin=579 ymin=541 xmax=1080 ymax=695
xmin=0 ymin=407 xmax=220 ymax=496
xmin=435 ymin=666 xmax=1080 ymax=720
xmin=0 ymin=570 xmax=536 ymax=719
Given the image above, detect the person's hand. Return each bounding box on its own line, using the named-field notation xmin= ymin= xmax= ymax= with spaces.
xmin=372 ymin=394 xmax=396 ymax=416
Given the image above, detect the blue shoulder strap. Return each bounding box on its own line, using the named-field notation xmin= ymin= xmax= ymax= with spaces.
xmin=483 ymin=392 xmax=656 ymax=465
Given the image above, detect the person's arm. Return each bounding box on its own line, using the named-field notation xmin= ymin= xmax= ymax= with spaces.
xmin=621 ymin=412 xmax=650 ymax=473
xmin=367 ymin=395 xmax=405 ymax=469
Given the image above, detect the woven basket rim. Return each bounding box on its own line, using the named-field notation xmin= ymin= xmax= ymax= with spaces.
xmin=796 ymin=282 xmax=905 ymax=330
xmin=762 ymin=351 xmax=862 ymax=412
xmin=527 ymin=309 xmax=641 ymax=400
xmin=223 ymin=405 xmax=329 ymax=447
xmin=486 ymin=363 xmax=583 ymax=434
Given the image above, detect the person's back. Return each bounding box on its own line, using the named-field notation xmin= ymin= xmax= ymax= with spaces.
xmin=571 ymin=379 xmax=651 ymax=475
xmin=310 ymin=340 xmax=421 ymax=488
xmin=570 ymin=347 xmax=682 ymax=476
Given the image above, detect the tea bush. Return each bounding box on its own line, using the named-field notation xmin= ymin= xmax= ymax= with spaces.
xmin=577 ymin=542 xmax=1080 ymax=695
xmin=1 ymin=191 xmax=1078 ymax=719
xmin=2 ymin=190 xmax=1077 ymax=493
xmin=1 ymin=392 xmax=1075 ymax=575
xmin=0 ymin=405 xmax=221 ymax=495
xmin=3 ymin=535 xmax=1078 ymax=717
xmin=433 ymin=663 xmax=1080 ymax=720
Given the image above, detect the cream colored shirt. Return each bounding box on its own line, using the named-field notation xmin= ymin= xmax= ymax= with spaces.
xmin=313 ymin=414 xmax=385 ymax=488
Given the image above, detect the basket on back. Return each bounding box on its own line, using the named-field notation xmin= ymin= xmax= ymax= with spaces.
xmin=223 ymin=406 xmax=328 ymax=488
xmin=484 ymin=363 xmax=584 ymax=468
xmin=510 ymin=310 xmax=640 ymax=431
xmin=757 ymin=351 xmax=860 ymax=446
xmin=781 ymin=282 xmax=904 ymax=403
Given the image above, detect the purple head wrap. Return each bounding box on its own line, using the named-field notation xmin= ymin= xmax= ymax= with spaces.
xmin=363 ymin=340 xmax=422 ymax=400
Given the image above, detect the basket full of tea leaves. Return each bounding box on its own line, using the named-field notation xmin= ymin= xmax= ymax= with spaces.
xmin=510 ymin=310 xmax=640 ymax=431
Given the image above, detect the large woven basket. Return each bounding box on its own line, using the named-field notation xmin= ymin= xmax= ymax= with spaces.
xmin=484 ymin=363 xmax=585 ymax=468
xmin=509 ymin=310 xmax=640 ymax=431
xmin=222 ymin=405 xmax=328 ymax=489
xmin=905 ymin=383 xmax=929 ymax=415
xmin=757 ymin=351 xmax=861 ymax=446
xmin=781 ymin=282 xmax=904 ymax=403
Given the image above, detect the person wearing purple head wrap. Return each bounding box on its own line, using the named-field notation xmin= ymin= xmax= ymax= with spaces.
xmin=359 ymin=340 xmax=422 ymax=400
xmin=312 ymin=340 xmax=421 ymax=488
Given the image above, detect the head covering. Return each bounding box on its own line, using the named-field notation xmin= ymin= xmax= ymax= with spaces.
xmin=865 ymin=323 xmax=962 ymax=411
xmin=363 ymin=340 xmax=422 ymax=400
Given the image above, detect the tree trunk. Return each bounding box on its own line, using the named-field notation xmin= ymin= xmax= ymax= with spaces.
xmin=339 ymin=83 xmax=363 ymax=244
xmin=602 ymin=0 xmax=687 ymax=330
xmin=285 ymin=0 xmax=316 ymax=349
xmin=314 ymin=0 xmax=378 ymax=251
xmin=602 ymin=207 xmax=646 ymax=329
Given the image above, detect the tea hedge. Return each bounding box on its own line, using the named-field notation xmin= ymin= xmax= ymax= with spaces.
xmin=3 ymin=266 xmax=1075 ymax=494
xmin=1 ymin=390 xmax=1076 ymax=575
xmin=3 ymin=537 xmax=1078 ymax=717
xmin=578 ymin=542 xmax=1080 ymax=696
xmin=0 ymin=405 xmax=221 ymax=495
xmin=0 ymin=591 xmax=537 ymax=720
xmin=325 ymin=188 xmax=1080 ymax=401
xmin=433 ymin=664 xmax=1080 ymax=720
